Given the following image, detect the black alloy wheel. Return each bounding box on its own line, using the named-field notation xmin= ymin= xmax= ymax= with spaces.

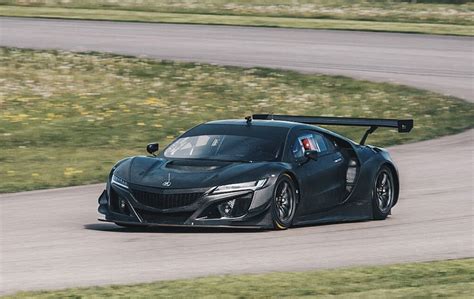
xmin=372 ymin=166 xmax=395 ymax=220
xmin=272 ymin=174 xmax=297 ymax=230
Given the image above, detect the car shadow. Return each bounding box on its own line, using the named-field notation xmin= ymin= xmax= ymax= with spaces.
xmin=83 ymin=223 xmax=265 ymax=233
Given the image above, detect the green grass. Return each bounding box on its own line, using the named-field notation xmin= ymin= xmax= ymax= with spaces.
xmin=1 ymin=47 xmax=473 ymax=193
xmin=1 ymin=0 xmax=473 ymax=36
xmin=1 ymin=0 xmax=473 ymax=24
xmin=4 ymin=259 xmax=474 ymax=298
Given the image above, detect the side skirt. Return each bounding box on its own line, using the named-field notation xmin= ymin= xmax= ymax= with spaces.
xmin=292 ymin=199 xmax=373 ymax=227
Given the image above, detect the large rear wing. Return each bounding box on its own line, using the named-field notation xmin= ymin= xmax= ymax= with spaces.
xmin=252 ymin=114 xmax=413 ymax=145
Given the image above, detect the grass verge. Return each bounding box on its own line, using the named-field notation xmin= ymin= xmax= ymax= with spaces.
xmin=1 ymin=47 xmax=473 ymax=193
xmin=1 ymin=0 xmax=473 ymax=25
xmin=0 ymin=5 xmax=473 ymax=36
xmin=4 ymin=259 xmax=474 ymax=298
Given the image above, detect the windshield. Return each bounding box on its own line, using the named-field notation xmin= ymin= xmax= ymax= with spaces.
xmin=163 ymin=124 xmax=288 ymax=162
xmin=164 ymin=135 xmax=282 ymax=162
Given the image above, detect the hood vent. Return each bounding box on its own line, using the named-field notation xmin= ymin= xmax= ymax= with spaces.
xmin=165 ymin=160 xmax=223 ymax=171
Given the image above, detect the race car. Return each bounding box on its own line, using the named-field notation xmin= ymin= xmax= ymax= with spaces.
xmin=98 ymin=114 xmax=413 ymax=230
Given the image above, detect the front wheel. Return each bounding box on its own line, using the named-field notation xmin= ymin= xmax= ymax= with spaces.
xmin=372 ymin=166 xmax=395 ymax=220
xmin=271 ymin=174 xmax=297 ymax=230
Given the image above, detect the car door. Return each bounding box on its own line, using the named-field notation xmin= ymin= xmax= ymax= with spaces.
xmin=291 ymin=130 xmax=346 ymax=215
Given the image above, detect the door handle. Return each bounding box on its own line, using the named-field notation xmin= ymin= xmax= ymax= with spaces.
xmin=334 ymin=157 xmax=342 ymax=163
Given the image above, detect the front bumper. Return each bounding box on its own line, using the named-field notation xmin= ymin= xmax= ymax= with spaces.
xmin=98 ymin=182 xmax=275 ymax=229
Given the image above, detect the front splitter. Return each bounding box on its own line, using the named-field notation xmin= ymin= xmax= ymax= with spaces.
xmin=98 ymin=218 xmax=267 ymax=230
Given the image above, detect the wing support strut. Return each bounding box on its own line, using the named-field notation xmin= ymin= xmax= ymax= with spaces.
xmin=360 ymin=126 xmax=377 ymax=145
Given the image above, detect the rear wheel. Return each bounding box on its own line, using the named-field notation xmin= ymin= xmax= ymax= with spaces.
xmin=372 ymin=166 xmax=395 ymax=220
xmin=271 ymin=174 xmax=297 ymax=230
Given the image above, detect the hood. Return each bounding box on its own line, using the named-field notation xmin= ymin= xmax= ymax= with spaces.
xmin=114 ymin=156 xmax=281 ymax=189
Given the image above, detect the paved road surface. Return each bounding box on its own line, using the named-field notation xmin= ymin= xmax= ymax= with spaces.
xmin=1 ymin=17 xmax=473 ymax=100
xmin=1 ymin=131 xmax=472 ymax=294
xmin=0 ymin=17 xmax=473 ymax=294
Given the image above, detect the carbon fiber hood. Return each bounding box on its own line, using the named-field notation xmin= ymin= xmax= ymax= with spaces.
xmin=114 ymin=156 xmax=279 ymax=189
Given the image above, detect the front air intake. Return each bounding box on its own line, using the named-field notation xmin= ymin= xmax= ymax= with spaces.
xmin=131 ymin=189 xmax=203 ymax=209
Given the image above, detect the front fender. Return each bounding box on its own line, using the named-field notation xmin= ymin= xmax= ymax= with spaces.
xmin=106 ymin=157 xmax=133 ymax=197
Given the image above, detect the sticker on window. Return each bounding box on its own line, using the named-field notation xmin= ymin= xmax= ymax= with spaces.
xmin=299 ymin=135 xmax=319 ymax=151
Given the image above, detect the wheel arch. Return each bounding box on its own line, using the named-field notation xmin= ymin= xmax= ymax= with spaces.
xmin=281 ymin=171 xmax=301 ymax=205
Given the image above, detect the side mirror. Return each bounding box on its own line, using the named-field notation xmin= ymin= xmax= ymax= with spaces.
xmin=146 ymin=142 xmax=159 ymax=156
xmin=304 ymin=150 xmax=319 ymax=161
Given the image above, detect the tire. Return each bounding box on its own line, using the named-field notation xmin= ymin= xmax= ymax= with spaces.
xmin=372 ymin=166 xmax=395 ymax=220
xmin=271 ymin=174 xmax=297 ymax=230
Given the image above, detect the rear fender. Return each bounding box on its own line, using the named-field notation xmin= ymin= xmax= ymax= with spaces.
xmin=349 ymin=149 xmax=399 ymax=207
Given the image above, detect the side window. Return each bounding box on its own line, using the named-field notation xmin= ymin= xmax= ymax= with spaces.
xmin=313 ymin=134 xmax=328 ymax=153
xmin=291 ymin=131 xmax=333 ymax=159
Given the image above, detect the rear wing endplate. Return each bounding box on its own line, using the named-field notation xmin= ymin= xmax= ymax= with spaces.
xmin=252 ymin=114 xmax=413 ymax=145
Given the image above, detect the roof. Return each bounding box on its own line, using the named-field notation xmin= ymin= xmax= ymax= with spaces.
xmin=205 ymin=119 xmax=356 ymax=145
xmin=205 ymin=119 xmax=306 ymax=129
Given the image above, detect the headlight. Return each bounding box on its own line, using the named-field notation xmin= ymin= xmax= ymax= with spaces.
xmin=111 ymin=174 xmax=129 ymax=189
xmin=213 ymin=179 xmax=267 ymax=194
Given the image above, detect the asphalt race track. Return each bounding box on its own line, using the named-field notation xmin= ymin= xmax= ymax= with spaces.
xmin=0 ymin=17 xmax=473 ymax=294
xmin=1 ymin=17 xmax=473 ymax=100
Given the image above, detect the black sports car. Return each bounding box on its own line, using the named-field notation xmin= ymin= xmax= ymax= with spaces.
xmin=98 ymin=114 xmax=413 ymax=230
